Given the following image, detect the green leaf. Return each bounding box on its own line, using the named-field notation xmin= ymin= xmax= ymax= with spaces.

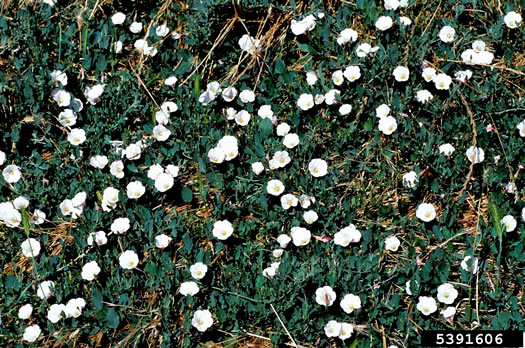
xmin=488 ymin=200 xmax=504 ymax=244
xmin=106 ymin=308 xmax=120 ymax=329
xmin=182 ymin=186 xmax=193 ymax=202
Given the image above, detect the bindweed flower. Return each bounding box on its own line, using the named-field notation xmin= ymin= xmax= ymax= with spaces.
xmin=81 ymin=261 xmax=101 ymax=281
xmin=340 ymin=294 xmax=361 ymax=313
xmin=111 ymin=217 xmax=130 ymax=234
xmin=192 ymin=310 xmax=213 ymax=332
xmin=385 ymin=0 xmax=400 ymax=10
xmin=439 ymin=26 xmax=455 ymax=42
xmin=299 ymin=195 xmax=315 ymax=209
xmin=153 ymin=125 xmax=171 ymax=141
xmin=297 ymin=93 xmax=314 ymax=111
xmin=303 ymin=210 xmax=318 ymax=224
xmin=376 ymin=16 xmax=393 ymax=30
xmin=190 ymin=262 xmax=208 ymax=280
xmin=37 ymin=280 xmax=55 ymax=299
xmin=504 ymin=11 xmax=522 ymax=29
xmin=416 ymin=90 xmax=433 ymax=104
xmin=155 ymin=234 xmax=172 ymax=248
xmin=516 ymin=120 xmax=525 ymax=137
xmin=51 ymin=70 xmax=68 ymax=86
xmin=267 ymin=179 xmax=285 ymax=196
xmin=155 ymin=173 xmax=174 ymax=192
xmin=308 ymin=159 xmax=328 ymax=177
xmin=283 ymin=133 xmax=300 ymax=149
xmin=111 ymin=12 xmax=126 ymax=25
xmin=156 ymin=24 xmax=170 ymax=37
xmin=291 ymin=226 xmax=311 ymax=246
xmin=258 ymin=105 xmax=273 ymax=120
xmin=129 ymin=21 xmax=142 ymax=33
xmin=376 ymin=104 xmax=391 ymax=119
xmin=21 ymin=238 xmax=41 ymax=258
xmin=13 ymin=196 xmax=29 ymax=209
xmin=406 ymin=280 xmax=413 ymax=295
xmin=356 ymin=43 xmax=379 ymax=57
xmin=213 ymin=220 xmax=233 ymax=240
xmin=180 ymin=281 xmax=199 ymax=296
xmin=85 ymin=84 xmax=104 ymax=105
xmin=234 ymin=110 xmax=251 ymax=126
xmin=393 ymin=66 xmax=410 ymax=82
xmin=332 ymin=70 xmax=344 ymax=86
xmin=0 ymin=150 xmax=4 ymax=165
xmin=23 ymin=324 xmax=41 ymax=343
xmin=336 ymin=28 xmax=358 ymax=45
xmin=277 ymin=234 xmax=292 ymax=248
xmin=127 ymin=181 xmax=146 ymax=199
xmin=239 ymin=89 xmax=255 ymax=103
xmin=273 ymin=249 xmax=284 ymax=258
xmin=251 ymin=162 xmax=264 ymax=175
xmin=455 ymin=70 xmax=472 ymax=82
xmin=90 ymin=155 xmax=108 ymax=169
xmin=500 ymin=215 xmax=517 ymax=232
xmin=416 ymin=203 xmax=437 ymax=222
xmin=334 ymin=224 xmax=362 ymax=246
xmin=378 ymin=116 xmax=397 ymax=135
xmin=208 ymin=147 xmax=226 ymax=164
xmin=434 ymin=73 xmax=452 ymax=90
xmin=343 ymin=66 xmax=361 ymax=82
xmin=87 ymin=231 xmax=107 ymax=246
xmin=439 ymin=143 xmax=455 ymax=156
xmin=68 ymin=128 xmax=86 ymax=146
xmin=461 ymin=256 xmax=479 ymax=274
xmin=417 ymin=296 xmax=437 ymax=315
xmin=280 ymin=194 xmax=298 ymax=210
xmin=466 ymin=146 xmax=485 ymax=164
xmin=110 ymin=160 xmax=125 ymax=179
xmin=114 ymin=40 xmax=123 ymax=53
xmin=306 ymin=71 xmax=318 ymax=85
xmin=221 ymin=86 xmax=238 ymax=102
xmin=238 ymin=34 xmax=261 ymax=55
xmin=119 ymin=250 xmax=139 ymax=269
xmin=339 ymin=104 xmax=352 ymax=115
xmin=315 ymin=286 xmax=337 ymax=306
xmin=384 ymin=236 xmax=400 ymax=251
xmin=290 ymin=15 xmax=316 ymax=35
xmin=324 ymin=89 xmax=340 ymax=105
xmin=65 ymin=298 xmax=86 ymax=318
xmin=422 ymin=67 xmax=436 ymax=82
xmin=148 ymin=164 xmax=164 ymax=180
xmin=262 ymin=265 xmax=277 ymax=279
xmin=402 ymin=171 xmax=418 ymax=188
xmin=165 ymin=76 xmax=178 ymax=87
xmin=0 ymin=203 xmax=22 ymax=227
xmin=18 ymin=304 xmax=33 ymax=320
xmin=325 ymin=320 xmax=341 ymax=338
xmin=441 ymin=306 xmax=456 ymax=321
xmin=47 ymin=303 xmax=66 ymax=323
xmin=399 ymin=16 xmax=412 ymax=26
xmin=437 ymin=283 xmax=458 ymax=304
xmin=53 ymin=89 xmax=71 ymax=107
xmin=339 ymin=323 xmax=354 ymax=341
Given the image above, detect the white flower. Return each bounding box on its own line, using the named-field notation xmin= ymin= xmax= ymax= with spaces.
xmin=166 ymin=165 xmax=179 ymax=178
xmin=376 ymin=104 xmax=391 ymax=119
xmin=343 ymin=66 xmax=361 ymax=82
xmin=306 ymin=71 xmax=318 ymax=85
xmin=416 ymin=296 xmax=437 ymax=315
xmin=64 ymin=298 xmax=86 ymax=318
xmin=339 ymin=323 xmax=354 ymax=341
xmin=18 ymin=304 xmax=33 ymax=320
xmin=13 ymin=196 xmax=29 ymax=209
xmin=324 ymin=89 xmax=340 ymax=105
xmin=439 ymin=143 xmax=455 ymax=156
xmin=466 ymin=146 xmax=485 ymax=164
xmin=308 ymin=159 xmax=328 ymax=177
xmin=439 ymin=26 xmax=455 ymax=42
xmin=239 ymin=89 xmax=255 ymax=103
xmin=504 ymin=11 xmax=522 ymax=29
xmin=303 ymin=210 xmax=318 ymax=224
xmin=315 ymin=286 xmax=337 ymax=306
xmin=474 ymin=50 xmax=494 ymax=65
xmin=461 ymin=49 xmax=477 ymax=64
xmin=402 ymin=171 xmax=418 ymax=188
xmin=461 ymin=256 xmax=479 ymax=274
xmin=263 ymin=265 xmax=277 ymax=279
xmin=81 ymin=261 xmax=101 ymax=281
xmin=332 ymin=70 xmax=344 ymax=86
xmin=283 ymin=133 xmax=300 ymax=149
xmin=276 ymin=123 xmax=290 ymax=136
xmin=290 ymin=16 xmax=316 ymax=35
xmin=277 ymin=234 xmax=292 ymax=248
xmin=0 ymin=150 xmax=4 ymax=165
xmin=434 ymin=73 xmax=452 ymax=90
xmin=127 ymin=181 xmax=145 ymax=199
xmin=37 ymin=280 xmax=55 ymax=299
xmin=337 ymin=28 xmax=358 ymax=45
xmin=31 ymin=209 xmax=46 ymax=225
xmin=324 ymin=320 xmax=341 ymax=338
xmin=53 ymin=89 xmax=71 ymax=107
xmin=155 ymin=234 xmax=172 ymax=249
xmin=114 ymin=40 xmax=123 ymax=53
xmin=90 ymin=155 xmax=108 ymax=169
xmin=155 ymin=173 xmax=174 ymax=192
xmin=416 ymin=90 xmax=433 ymax=104
xmin=298 ymin=194 xmax=315 ymax=208
xmin=221 ymin=86 xmax=238 ymax=102
xmin=110 ymin=160 xmax=125 ymax=179
xmin=267 ymin=179 xmax=285 ymax=196
xmin=297 ymin=93 xmax=314 ymax=111
xmin=356 ymin=43 xmax=376 ymax=57
xmin=234 ymin=110 xmax=251 ymax=126
xmin=1 ymin=204 xmax=21 ymax=227
xmin=376 ymin=16 xmax=393 ymax=31
xmin=406 ymin=280 xmax=413 ymax=295
xmin=522 ymin=207 xmax=525 ymax=221
xmin=192 ymin=310 xmax=213 ymax=332
xmin=340 ymin=294 xmax=361 ymax=313
xmin=147 ymin=164 xmax=164 ymax=180
xmin=393 ymin=66 xmax=410 ymax=82
xmin=85 ymin=84 xmax=104 ymax=105
xmin=399 ymin=0 xmax=409 ymax=6
xmin=47 ymin=303 xmax=66 ymax=323
xmin=172 ymin=32 xmax=181 ymax=39
xmin=384 ymin=0 xmax=400 ymax=10
xmin=180 ymin=281 xmax=200 ymax=296
xmin=111 ymin=217 xmax=130 ymax=234
xmin=50 ymin=70 xmax=68 ymax=86
xmin=441 ymin=306 xmax=456 ymax=320
xmin=378 ymin=116 xmax=397 ymax=135
xmin=455 ymin=70 xmax=472 ymax=82
xmin=385 ymin=236 xmax=401 ymax=251
xmin=516 ymin=120 xmax=525 ymax=137
xmin=67 ymin=128 xmax=86 ymax=146
xmin=501 ymin=215 xmax=517 ymax=232
xmin=164 ymin=76 xmax=178 ymax=86
xmin=334 ymin=224 xmax=361 ymax=246
xmin=208 ymin=147 xmax=226 ymax=164
xmin=153 ymin=125 xmax=171 ymax=141
xmin=119 ymin=250 xmax=139 ymax=269
xmin=111 ymin=12 xmax=126 ymax=25
xmin=422 ymin=67 xmax=436 ymax=82
xmin=257 ymin=105 xmax=273 ymax=120
xmin=273 ymin=249 xmax=284 ymax=258
xmin=472 ymin=40 xmax=486 ymax=53
xmin=156 ymin=24 xmax=170 ymax=37
xmin=129 ymin=21 xmax=142 ymax=33
xmin=213 ymin=220 xmax=234 ymax=240
xmin=416 ymin=203 xmax=437 ymax=222
xmin=190 ymin=262 xmax=208 ymax=280
xmin=23 ymin=324 xmax=41 ymax=342
xmin=280 ymin=194 xmax=298 ymax=210
xmin=21 ymin=238 xmax=41 ymax=258
xmin=315 ymin=94 xmax=325 ymax=105
xmin=437 ymin=283 xmax=458 ymax=304
xmin=291 ymin=226 xmax=311 ymax=246
xmin=238 ymin=34 xmax=261 ymax=54
xmin=399 ymin=16 xmax=412 ymax=26
xmin=251 ymin=162 xmax=264 ymax=175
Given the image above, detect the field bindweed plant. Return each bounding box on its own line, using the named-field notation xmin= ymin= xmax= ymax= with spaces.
xmin=0 ymin=0 xmax=524 ymax=347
